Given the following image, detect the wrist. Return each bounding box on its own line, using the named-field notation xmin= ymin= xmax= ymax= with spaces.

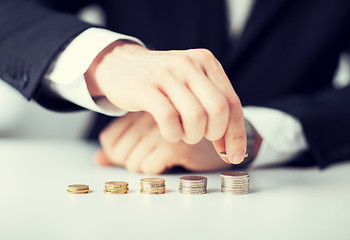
xmin=84 ymin=40 xmax=145 ymax=97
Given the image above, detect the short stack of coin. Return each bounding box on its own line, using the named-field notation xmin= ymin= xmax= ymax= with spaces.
xmin=179 ymin=176 xmax=207 ymax=194
xmin=67 ymin=184 xmax=89 ymax=194
xmin=104 ymin=181 xmax=129 ymax=194
xmin=220 ymin=171 xmax=250 ymax=195
xmin=140 ymin=178 xmax=166 ymax=194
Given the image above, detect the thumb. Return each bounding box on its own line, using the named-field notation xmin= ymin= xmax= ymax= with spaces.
xmin=94 ymin=149 xmax=113 ymax=166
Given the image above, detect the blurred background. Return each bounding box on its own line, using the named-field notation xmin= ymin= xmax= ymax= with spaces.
xmin=0 ymin=4 xmax=349 ymax=139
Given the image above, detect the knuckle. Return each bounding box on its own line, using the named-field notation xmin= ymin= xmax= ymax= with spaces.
xmin=188 ymin=109 xmax=206 ymax=124
xmin=211 ymin=59 xmax=223 ymax=73
xmin=160 ymin=109 xmax=178 ymax=123
xmin=175 ymin=55 xmax=193 ymax=65
xmin=196 ymin=48 xmax=214 ymax=61
xmin=229 ymin=97 xmax=242 ymax=109
xmin=212 ymin=98 xmax=229 ymax=115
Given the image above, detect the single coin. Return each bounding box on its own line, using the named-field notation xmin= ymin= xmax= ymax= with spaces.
xmin=67 ymin=190 xmax=89 ymax=194
xmin=180 ymin=176 xmax=207 ymax=181
xmin=67 ymin=184 xmax=89 ymax=190
xmin=141 ymin=178 xmax=165 ymax=183
xmin=104 ymin=189 xmax=128 ymax=194
xmin=105 ymin=181 xmax=128 ymax=187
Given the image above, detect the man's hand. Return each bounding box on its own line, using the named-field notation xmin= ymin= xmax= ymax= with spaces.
xmin=96 ymin=112 xmax=233 ymax=174
xmin=85 ymin=41 xmax=246 ymax=164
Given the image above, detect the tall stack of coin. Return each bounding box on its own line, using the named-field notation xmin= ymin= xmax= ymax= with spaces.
xmin=220 ymin=171 xmax=250 ymax=195
xmin=179 ymin=176 xmax=207 ymax=194
xmin=104 ymin=181 xmax=129 ymax=194
xmin=140 ymin=178 xmax=166 ymax=194
xmin=67 ymin=184 xmax=89 ymax=194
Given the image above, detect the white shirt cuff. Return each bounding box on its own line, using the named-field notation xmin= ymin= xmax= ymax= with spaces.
xmin=243 ymin=106 xmax=309 ymax=167
xmin=44 ymin=27 xmax=144 ymax=116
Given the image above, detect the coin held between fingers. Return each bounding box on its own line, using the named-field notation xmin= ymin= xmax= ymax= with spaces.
xmin=219 ymin=151 xmax=248 ymax=159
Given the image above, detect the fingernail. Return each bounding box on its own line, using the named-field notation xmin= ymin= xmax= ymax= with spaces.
xmin=232 ymin=151 xmax=246 ymax=164
xmin=219 ymin=151 xmax=227 ymax=157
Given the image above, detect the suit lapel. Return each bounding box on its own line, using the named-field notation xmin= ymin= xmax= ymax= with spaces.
xmin=227 ymin=0 xmax=291 ymax=68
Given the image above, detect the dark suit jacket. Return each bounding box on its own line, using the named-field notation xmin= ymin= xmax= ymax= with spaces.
xmin=1 ymin=0 xmax=350 ymax=168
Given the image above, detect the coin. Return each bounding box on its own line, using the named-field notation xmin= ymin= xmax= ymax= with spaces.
xmin=141 ymin=178 xmax=165 ymax=183
xmin=219 ymin=152 xmax=249 ymax=158
xmin=140 ymin=178 xmax=166 ymax=194
xmin=179 ymin=176 xmax=207 ymax=194
xmin=104 ymin=181 xmax=129 ymax=194
xmin=220 ymin=171 xmax=250 ymax=195
xmin=105 ymin=181 xmax=128 ymax=187
xmin=104 ymin=189 xmax=128 ymax=194
xmin=67 ymin=184 xmax=89 ymax=190
xmin=67 ymin=189 xmax=89 ymax=194
xmin=67 ymin=184 xmax=89 ymax=194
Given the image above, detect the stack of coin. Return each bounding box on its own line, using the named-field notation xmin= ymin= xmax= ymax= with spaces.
xmin=179 ymin=176 xmax=207 ymax=194
xmin=67 ymin=184 xmax=89 ymax=194
xmin=140 ymin=178 xmax=166 ymax=194
xmin=220 ymin=171 xmax=250 ymax=195
xmin=104 ymin=181 xmax=129 ymax=194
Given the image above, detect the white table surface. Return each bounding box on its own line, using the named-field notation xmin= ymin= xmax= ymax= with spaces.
xmin=0 ymin=140 xmax=349 ymax=240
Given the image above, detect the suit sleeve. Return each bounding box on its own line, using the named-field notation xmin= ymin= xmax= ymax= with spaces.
xmin=0 ymin=0 xmax=93 ymax=107
xmin=263 ymin=84 xmax=350 ymax=169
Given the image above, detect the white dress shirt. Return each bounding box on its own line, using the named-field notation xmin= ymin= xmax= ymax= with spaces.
xmin=43 ymin=0 xmax=308 ymax=167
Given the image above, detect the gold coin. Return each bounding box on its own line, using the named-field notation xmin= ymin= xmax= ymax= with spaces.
xmin=67 ymin=184 xmax=89 ymax=190
xmin=105 ymin=181 xmax=128 ymax=187
xmin=140 ymin=178 xmax=166 ymax=194
xmin=104 ymin=189 xmax=128 ymax=194
xmin=140 ymin=178 xmax=165 ymax=185
xmin=67 ymin=190 xmax=89 ymax=194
